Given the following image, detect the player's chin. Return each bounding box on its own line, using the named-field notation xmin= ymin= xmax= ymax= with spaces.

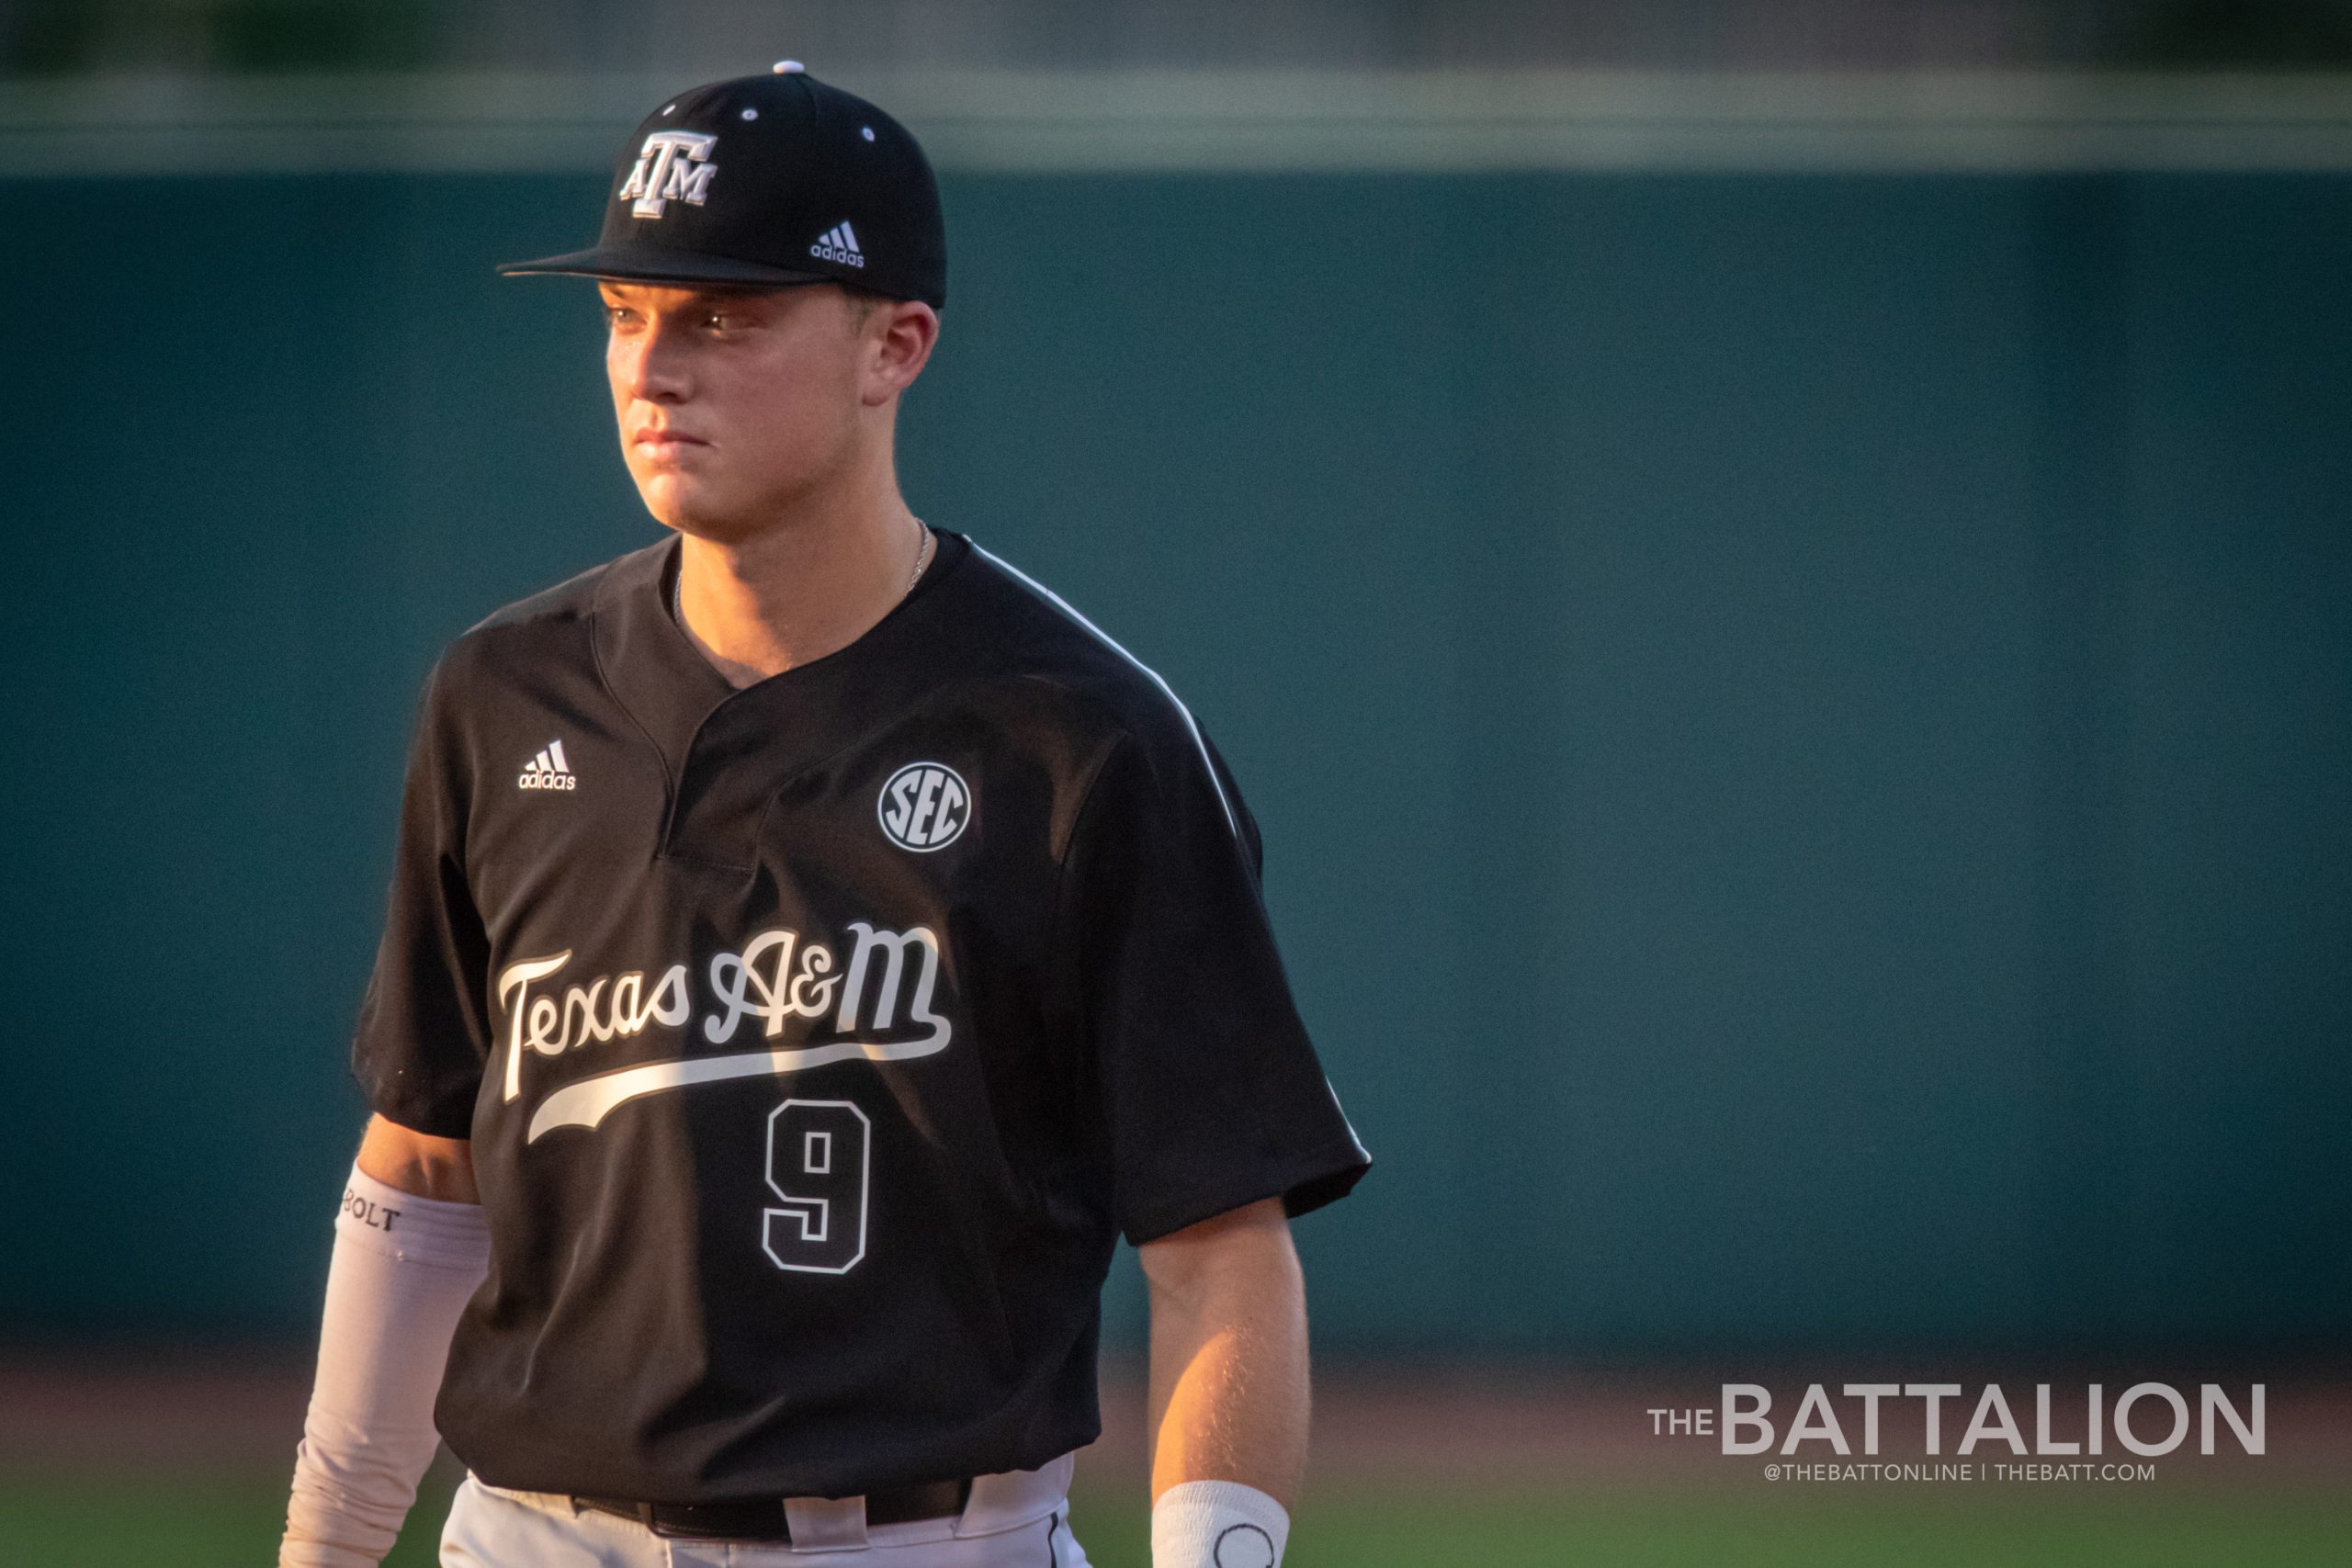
xmin=633 ymin=472 xmax=715 ymax=527
xmin=637 ymin=482 xmax=767 ymax=545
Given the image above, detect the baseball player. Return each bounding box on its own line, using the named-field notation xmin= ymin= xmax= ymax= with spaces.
xmin=279 ymin=63 xmax=1369 ymax=1568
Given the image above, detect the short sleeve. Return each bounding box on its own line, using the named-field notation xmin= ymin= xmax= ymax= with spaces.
xmin=349 ymin=658 xmax=493 ymax=1138
xmin=1063 ymin=723 xmax=1370 ymax=1245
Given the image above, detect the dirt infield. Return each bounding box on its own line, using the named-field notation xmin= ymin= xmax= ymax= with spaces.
xmin=5 ymin=1349 xmax=2345 ymax=1493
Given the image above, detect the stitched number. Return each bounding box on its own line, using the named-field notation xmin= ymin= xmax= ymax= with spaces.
xmin=762 ymin=1100 xmax=870 ymax=1274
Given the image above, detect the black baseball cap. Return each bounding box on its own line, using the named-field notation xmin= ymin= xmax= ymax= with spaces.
xmin=497 ymin=62 xmax=946 ymax=308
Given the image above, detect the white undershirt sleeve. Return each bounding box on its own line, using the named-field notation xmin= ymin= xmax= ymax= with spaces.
xmin=279 ymin=1163 xmax=491 ymax=1568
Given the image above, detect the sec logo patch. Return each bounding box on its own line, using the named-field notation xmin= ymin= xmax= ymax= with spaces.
xmin=877 ymin=762 xmax=971 ymax=852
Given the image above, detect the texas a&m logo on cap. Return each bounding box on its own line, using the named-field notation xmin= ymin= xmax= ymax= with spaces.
xmin=617 ymin=130 xmax=718 ymax=218
xmin=878 ymin=762 xmax=970 ymax=852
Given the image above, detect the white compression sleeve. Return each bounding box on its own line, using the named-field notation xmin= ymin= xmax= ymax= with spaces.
xmin=280 ymin=1163 xmax=490 ymax=1568
xmin=1151 ymin=1480 xmax=1292 ymax=1568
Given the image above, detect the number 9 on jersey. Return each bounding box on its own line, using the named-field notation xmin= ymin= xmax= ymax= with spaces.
xmin=763 ymin=1099 xmax=871 ymax=1274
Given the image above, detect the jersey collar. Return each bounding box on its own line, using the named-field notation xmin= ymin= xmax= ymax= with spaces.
xmin=591 ymin=529 xmax=983 ymax=865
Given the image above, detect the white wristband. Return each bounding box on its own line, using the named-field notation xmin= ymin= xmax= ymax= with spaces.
xmin=1151 ymin=1480 xmax=1291 ymax=1568
xmin=280 ymin=1163 xmax=491 ymax=1568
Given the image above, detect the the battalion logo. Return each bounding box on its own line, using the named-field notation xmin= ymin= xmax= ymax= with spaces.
xmin=518 ymin=739 xmax=577 ymax=791
xmin=617 ymin=130 xmax=718 ymax=218
xmin=877 ymin=761 xmax=969 ymax=852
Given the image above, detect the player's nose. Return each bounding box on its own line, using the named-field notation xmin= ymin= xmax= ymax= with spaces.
xmin=611 ymin=317 xmax=693 ymax=403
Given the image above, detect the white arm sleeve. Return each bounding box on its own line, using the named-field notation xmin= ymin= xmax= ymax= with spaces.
xmin=279 ymin=1163 xmax=491 ymax=1568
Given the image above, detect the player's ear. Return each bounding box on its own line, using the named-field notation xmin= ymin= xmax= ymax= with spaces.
xmin=863 ymin=299 xmax=939 ymax=406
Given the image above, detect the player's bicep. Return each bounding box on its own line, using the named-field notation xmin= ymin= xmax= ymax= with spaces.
xmin=1065 ymin=728 xmax=1369 ymax=1246
xmin=1136 ymin=1197 xmax=1296 ymax=1294
xmin=350 ymin=657 xmax=496 ymax=1138
xmin=356 ymin=1112 xmax=479 ymax=1204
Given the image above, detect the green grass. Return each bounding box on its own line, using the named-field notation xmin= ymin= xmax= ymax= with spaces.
xmin=1289 ymin=1487 xmax=2352 ymax=1568
xmin=0 ymin=1472 xmax=2344 ymax=1567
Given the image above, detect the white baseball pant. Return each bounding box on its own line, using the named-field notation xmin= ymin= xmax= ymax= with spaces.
xmin=438 ymin=1453 xmax=1090 ymax=1568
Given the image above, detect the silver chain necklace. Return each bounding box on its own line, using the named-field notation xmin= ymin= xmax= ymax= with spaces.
xmin=673 ymin=519 xmax=933 ymax=625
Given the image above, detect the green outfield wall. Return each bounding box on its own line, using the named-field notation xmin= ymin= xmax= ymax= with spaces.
xmin=1 ymin=170 xmax=2345 ymax=1353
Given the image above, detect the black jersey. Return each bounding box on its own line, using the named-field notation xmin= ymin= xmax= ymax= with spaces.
xmin=349 ymin=529 xmax=1369 ymax=1502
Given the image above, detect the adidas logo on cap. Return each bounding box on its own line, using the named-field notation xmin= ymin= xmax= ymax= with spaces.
xmin=810 ymin=220 xmax=865 ymax=268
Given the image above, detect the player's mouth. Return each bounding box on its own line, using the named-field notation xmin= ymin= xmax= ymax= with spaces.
xmin=633 ymin=427 xmax=709 ymax=457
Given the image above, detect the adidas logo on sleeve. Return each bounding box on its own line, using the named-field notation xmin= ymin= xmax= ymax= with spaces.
xmin=519 ymin=739 xmax=579 ymax=791
xmin=809 ymin=220 xmax=865 ymax=267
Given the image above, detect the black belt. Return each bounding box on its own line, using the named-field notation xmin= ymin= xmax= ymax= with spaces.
xmin=574 ymin=1477 xmax=971 ymax=1541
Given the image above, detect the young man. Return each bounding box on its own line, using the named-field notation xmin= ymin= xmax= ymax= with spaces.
xmin=280 ymin=64 xmax=1368 ymax=1568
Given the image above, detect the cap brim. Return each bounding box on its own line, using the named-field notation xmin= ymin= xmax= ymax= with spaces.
xmin=495 ymin=245 xmax=837 ymax=288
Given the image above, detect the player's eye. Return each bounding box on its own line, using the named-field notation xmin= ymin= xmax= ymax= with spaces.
xmin=602 ymin=304 xmax=640 ymax=329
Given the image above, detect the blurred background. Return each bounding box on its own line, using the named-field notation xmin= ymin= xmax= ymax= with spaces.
xmin=2 ymin=2 xmax=2347 ymax=1564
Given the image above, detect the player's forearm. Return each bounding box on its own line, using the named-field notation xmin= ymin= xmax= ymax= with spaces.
xmin=1140 ymin=1200 xmax=1310 ymax=1508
